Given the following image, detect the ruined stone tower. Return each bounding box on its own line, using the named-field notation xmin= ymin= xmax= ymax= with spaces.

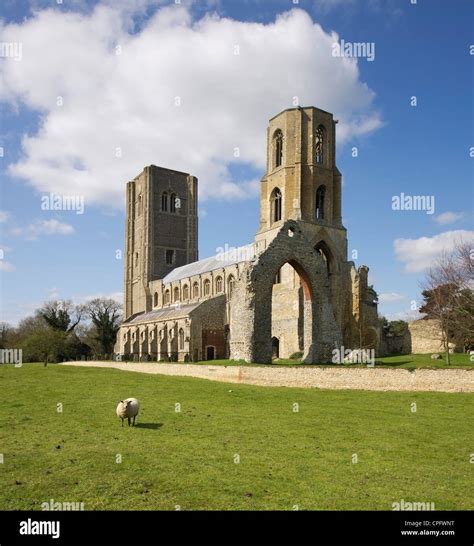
xmin=124 ymin=165 xmax=198 ymax=319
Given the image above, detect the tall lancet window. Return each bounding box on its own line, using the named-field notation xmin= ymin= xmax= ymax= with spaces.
xmin=274 ymin=130 xmax=283 ymax=168
xmin=161 ymin=192 xmax=168 ymax=212
xmin=315 ymin=125 xmax=325 ymax=165
xmin=315 ymin=185 xmax=326 ymax=220
xmin=270 ymin=188 xmax=282 ymax=223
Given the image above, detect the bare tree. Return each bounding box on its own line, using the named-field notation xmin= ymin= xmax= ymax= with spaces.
xmin=420 ymin=241 xmax=474 ymax=364
xmin=37 ymin=300 xmax=84 ymax=333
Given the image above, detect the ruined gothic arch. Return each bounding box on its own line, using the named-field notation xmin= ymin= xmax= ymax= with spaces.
xmin=314 ymin=239 xmax=335 ymax=276
xmin=229 ymin=220 xmax=342 ymax=363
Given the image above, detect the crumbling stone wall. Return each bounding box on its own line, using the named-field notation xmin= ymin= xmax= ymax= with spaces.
xmin=230 ymin=220 xmax=342 ymax=363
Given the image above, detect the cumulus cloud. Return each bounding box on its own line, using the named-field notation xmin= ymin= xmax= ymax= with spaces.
xmin=0 ymin=211 xmax=10 ymax=223
xmin=1 ymin=4 xmax=382 ymax=208
xmin=378 ymin=292 xmax=405 ymax=304
xmin=12 ymin=219 xmax=75 ymax=240
xmin=394 ymin=230 xmax=474 ymax=273
xmin=434 ymin=211 xmax=465 ymax=225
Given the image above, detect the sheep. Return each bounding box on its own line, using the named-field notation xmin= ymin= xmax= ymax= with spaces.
xmin=116 ymin=398 xmax=140 ymax=427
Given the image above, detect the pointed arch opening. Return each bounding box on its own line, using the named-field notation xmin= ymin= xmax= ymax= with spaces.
xmin=315 ymin=125 xmax=325 ymax=165
xmin=315 ymin=185 xmax=326 ymax=220
xmin=273 ymin=129 xmax=283 ymax=168
xmin=270 ymin=187 xmax=282 ymax=223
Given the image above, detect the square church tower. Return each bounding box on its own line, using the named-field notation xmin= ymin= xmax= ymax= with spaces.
xmin=124 ymin=165 xmax=198 ymax=319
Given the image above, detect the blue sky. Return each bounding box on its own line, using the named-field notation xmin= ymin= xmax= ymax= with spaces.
xmin=0 ymin=0 xmax=473 ymax=325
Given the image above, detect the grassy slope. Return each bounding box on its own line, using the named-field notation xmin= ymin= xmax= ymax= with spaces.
xmin=0 ymin=364 xmax=472 ymax=510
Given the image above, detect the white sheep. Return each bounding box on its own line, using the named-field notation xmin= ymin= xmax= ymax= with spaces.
xmin=116 ymin=398 xmax=140 ymax=427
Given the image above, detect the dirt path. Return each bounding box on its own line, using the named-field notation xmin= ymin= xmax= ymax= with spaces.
xmin=61 ymin=361 xmax=473 ymax=393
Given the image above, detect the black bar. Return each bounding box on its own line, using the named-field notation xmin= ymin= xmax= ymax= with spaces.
xmin=0 ymin=510 xmax=472 ymax=546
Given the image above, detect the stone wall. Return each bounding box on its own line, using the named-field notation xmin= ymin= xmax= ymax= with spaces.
xmin=408 ymin=319 xmax=455 ymax=354
xmin=62 ymin=361 xmax=474 ymax=393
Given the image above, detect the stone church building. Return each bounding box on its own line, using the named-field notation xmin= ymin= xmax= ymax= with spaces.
xmin=116 ymin=106 xmax=380 ymax=363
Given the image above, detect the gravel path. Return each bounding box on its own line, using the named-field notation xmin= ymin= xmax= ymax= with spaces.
xmin=61 ymin=361 xmax=473 ymax=393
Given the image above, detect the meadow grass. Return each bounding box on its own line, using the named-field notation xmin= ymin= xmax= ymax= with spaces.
xmin=0 ymin=363 xmax=472 ymax=510
xmin=189 ymin=353 xmax=473 ymax=368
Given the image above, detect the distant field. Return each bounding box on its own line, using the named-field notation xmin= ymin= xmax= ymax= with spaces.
xmin=0 ymin=363 xmax=472 ymax=510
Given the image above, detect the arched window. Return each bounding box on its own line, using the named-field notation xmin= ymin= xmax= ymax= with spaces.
xmin=204 ymin=279 xmax=211 ymax=296
xmin=153 ymin=292 xmax=158 ymax=307
xmin=183 ymin=284 xmax=189 ymax=300
xmin=215 ymin=276 xmax=223 ymax=293
xmin=274 ymin=130 xmax=283 ymax=168
xmin=193 ymin=282 xmax=199 ymax=298
xmin=161 ymin=192 xmax=168 ymax=212
xmin=134 ymin=252 xmax=139 ymax=267
xmin=179 ymin=328 xmax=185 ymax=350
xmin=173 ymin=287 xmax=180 ymax=302
xmin=164 ymin=289 xmax=171 ymax=304
xmin=137 ymin=194 xmax=143 ymax=216
xmin=228 ymin=275 xmax=235 ymax=297
xmin=315 ymin=125 xmax=325 ymax=165
xmin=170 ymin=193 xmax=177 ymax=213
xmin=315 ymin=185 xmax=326 ymax=220
xmin=314 ymin=240 xmax=334 ymax=275
xmin=270 ymin=187 xmax=282 ymax=223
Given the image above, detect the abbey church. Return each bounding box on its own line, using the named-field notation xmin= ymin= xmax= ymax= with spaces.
xmin=116 ymin=106 xmax=380 ymax=363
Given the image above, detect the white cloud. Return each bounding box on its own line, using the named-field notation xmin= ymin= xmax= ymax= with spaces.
xmin=12 ymin=219 xmax=74 ymax=240
xmin=394 ymin=230 xmax=474 ymax=273
xmin=0 ymin=260 xmax=15 ymax=272
xmin=378 ymin=292 xmax=405 ymax=304
xmin=434 ymin=211 xmax=464 ymax=225
xmin=0 ymin=211 xmax=10 ymax=223
xmin=1 ymin=4 xmax=382 ymax=208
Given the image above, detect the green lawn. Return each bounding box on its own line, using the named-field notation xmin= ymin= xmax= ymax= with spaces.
xmin=188 ymin=353 xmax=473 ymax=369
xmin=1 ymin=363 xmax=472 ymax=510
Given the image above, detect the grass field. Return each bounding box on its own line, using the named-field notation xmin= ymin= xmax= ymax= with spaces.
xmin=188 ymin=353 xmax=474 ymax=368
xmin=1 ymin=363 xmax=472 ymax=510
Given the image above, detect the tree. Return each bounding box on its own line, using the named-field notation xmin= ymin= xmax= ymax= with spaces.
xmin=21 ymin=329 xmax=68 ymax=365
xmin=0 ymin=322 xmax=14 ymax=349
xmin=85 ymin=298 xmax=122 ymax=357
xmin=37 ymin=300 xmax=83 ymax=333
xmin=420 ymin=242 xmax=474 ymax=364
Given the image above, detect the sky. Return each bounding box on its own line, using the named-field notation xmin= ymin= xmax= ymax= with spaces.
xmin=0 ymin=0 xmax=473 ymax=325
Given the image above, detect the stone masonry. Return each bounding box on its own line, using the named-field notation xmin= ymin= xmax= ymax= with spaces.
xmin=116 ymin=106 xmax=381 ymax=363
